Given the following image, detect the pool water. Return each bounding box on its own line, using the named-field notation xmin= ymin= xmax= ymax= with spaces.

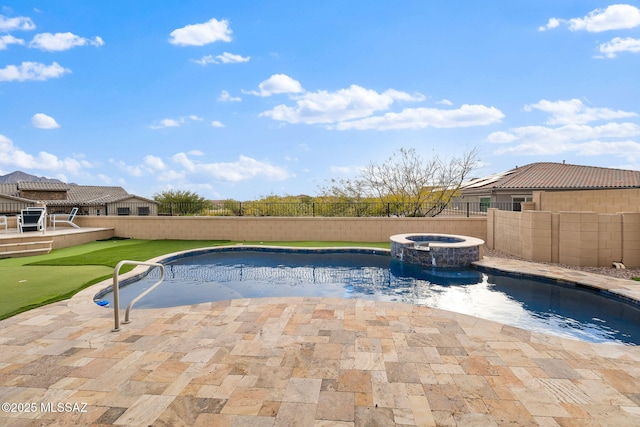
xmin=97 ymin=250 xmax=640 ymax=345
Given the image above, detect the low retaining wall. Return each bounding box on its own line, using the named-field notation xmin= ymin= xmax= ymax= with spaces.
xmin=74 ymin=216 xmax=487 ymax=243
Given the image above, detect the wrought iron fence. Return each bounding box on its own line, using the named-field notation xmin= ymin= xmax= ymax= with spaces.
xmin=1 ymin=200 xmax=518 ymax=218
xmin=104 ymin=200 xmax=516 ymax=217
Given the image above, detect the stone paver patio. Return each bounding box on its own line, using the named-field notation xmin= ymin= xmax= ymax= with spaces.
xmin=1 ymin=256 xmax=639 ymax=426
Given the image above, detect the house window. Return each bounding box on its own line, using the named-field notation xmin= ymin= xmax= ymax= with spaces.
xmin=480 ymin=197 xmax=491 ymax=212
xmin=137 ymin=206 xmax=150 ymax=216
xmin=117 ymin=207 xmax=130 ymax=216
xmin=511 ymin=196 xmax=532 ymax=212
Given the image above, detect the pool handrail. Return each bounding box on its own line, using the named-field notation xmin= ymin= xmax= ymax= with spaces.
xmin=112 ymin=260 xmax=165 ymax=332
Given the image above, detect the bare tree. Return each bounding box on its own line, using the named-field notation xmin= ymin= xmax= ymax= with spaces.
xmin=320 ymin=147 xmax=479 ymax=216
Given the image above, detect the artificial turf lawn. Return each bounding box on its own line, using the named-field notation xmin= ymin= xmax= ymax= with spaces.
xmin=0 ymin=239 xmax=389 ymax=320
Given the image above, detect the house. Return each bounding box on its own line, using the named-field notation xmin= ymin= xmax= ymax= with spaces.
xmin=458 ymin=162 xmax=640 ymax=211
xmin=0 ymin=181 xmax=158 ymax=216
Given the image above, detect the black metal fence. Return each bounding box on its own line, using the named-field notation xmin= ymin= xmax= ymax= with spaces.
xmin=1 ymin=200 xmax=518 ymax=218
xmin=118 ymin=200 xmax=515 ymax=217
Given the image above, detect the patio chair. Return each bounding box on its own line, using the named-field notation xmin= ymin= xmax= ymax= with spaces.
xmin=50 ymin=207 xmax=80 ymax=230
xmin=18 ymin=209 xmax=46 ymax=233
xmin=0 ymin=215 xmax=7 ymax=233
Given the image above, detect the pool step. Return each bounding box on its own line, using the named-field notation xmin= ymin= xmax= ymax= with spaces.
xmin=0 ymin=239 xmax=53 ymax=258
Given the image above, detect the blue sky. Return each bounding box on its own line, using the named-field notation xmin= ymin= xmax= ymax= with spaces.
xmin=1 ymin=1 xmax=640 ymax=200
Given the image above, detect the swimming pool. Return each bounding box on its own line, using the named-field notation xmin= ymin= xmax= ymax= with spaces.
xmin=96 ymin=247 xmax=640 ymax=345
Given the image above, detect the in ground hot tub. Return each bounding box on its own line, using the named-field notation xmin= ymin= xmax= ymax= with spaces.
xmin=390 ymin=233 xmax=484 ymax=268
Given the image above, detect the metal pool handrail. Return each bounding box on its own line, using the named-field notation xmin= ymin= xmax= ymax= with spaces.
xmin=112 ymin=260 xmax=165 ymax=332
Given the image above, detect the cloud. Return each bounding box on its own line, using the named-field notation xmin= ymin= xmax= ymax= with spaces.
xmin=524 ymin=99 xmax=637 ymax=125
xmin=192 ymin=52 xmax=250 ymax=65
xmin=261 ymin=84 xmax=415 ymax=124
xmin=539 ymin=4 xmax=640 ymax=32
xmin=216 ymin=52 xmax=250 ymax=63
xmin=168 ymin=18 xmax=232 ymax=46
xmin=149 ymin=116 xmax=202 ymax=129
xmin=598 ymin=36 xmax=640 ymax=58
xmin=0 ymin=14 xmax=35 ymax=31
xmin=335 ymin=104 xmax=504 ymax=130
xmin=143 ymin=155 xmax=165 ymax=170
xmin=0 ymin=34 xmax=24 ymax=50
xmin=255 ymin=78 xmax=499 ymax=130
xmin=171 ymin=153 xmax=289 ymax=181
xmin=218 ymin=90 xmax=241 ymax=102
xmin=211 ymin=120 xmax=225 ymax=128
xmin=488 ymin=99 xmax=640 ymax=160
xmin=0 ymin=134 xmax=90 ymax=174
xmin=0 ymin=61 xmax=71 ymax=82
xmin=246 ymin=74 xmax=304 ymax=97
xmin=28 ymin=32 xmax=104 ymax=51
xmin=192 ymin=55 xmax=216 ymax=65
xmin=31 ymin=113 xmax=60 ymax=129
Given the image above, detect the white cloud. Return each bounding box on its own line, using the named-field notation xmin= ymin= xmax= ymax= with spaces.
xmin=143 ymin=155 xmax=165 ymax=170
xmin=335 ymin=104 xmax=504 ymax=131
xmin=216 ymin=52 xmax=250 ymax=63
xmin=540 ymin=4 xmax=640 ymax=32
xmin=192 ymin=52 xmax=250 ymax=66
xmin=211 ymin=120 xmax=225 ymax=128
xmin=192 ymin=55 xmax=216 ymax=65
xmin=31 ymin=113 xmax=60 ymax=129
xmin=0 ymin=61 xmax=70 ymax=82
xmin=0 ymin=134 xmax=90 ymax=174
xmin=246 ymin=74 xmax=304 ymax=97
xmin=524 ymin=99 xmax=637 ymax=125
xmin=0 ymin=14 xmax=35 ymax=31
xmin=218 ymin=90 xmax=241 ymax=102
xmin=488 ymin=99 xmax=640 ymax=160
xmin=569 ymin=4 xmax=640 ymax=32
xmin=598 ymin=37 xmax=640 ymax=58
xmin=437 ymin=99 xmax=453 ymax=106
xmin=261 ymin=84 xmax=448 ymax=127
xmin=170 ymin=153 xmax=289 ymax=182
xmin=168 ymin=18 xmax=232 ymax=46
xmin=489 ymin=122 xmax=640 ymax=145
xmin=0 ymin=34 xmax=24 ymax=50
xmin=149 ymin=116 xmax=202 ymax=129
xmin=29 ymin=32 xmax=104 ymax=51
xmin=538 ymin=18 xmax=560 ymax=31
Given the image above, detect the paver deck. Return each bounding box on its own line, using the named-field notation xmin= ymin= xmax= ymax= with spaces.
xmin=1 ymin=257 xmax=639 ymax=426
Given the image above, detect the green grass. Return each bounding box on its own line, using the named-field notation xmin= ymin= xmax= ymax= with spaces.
xmin=0 ymin=239 xmax=388 ymax=320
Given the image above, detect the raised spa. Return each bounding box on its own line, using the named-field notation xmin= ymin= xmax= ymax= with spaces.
xmin=390 ymin=233 xmax=484 ymax=268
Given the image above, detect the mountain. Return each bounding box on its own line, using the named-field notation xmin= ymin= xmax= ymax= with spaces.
xmin=0 ymin=171 xmax=64 ymax=184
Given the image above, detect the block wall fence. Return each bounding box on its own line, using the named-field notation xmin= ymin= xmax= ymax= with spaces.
xmin=69 ymin=188 xmax=640 ymax=268
xmin=486 ymin=209 xmax=640 ymax=267
xmin=74 ymin=216 xmax=487 ymax=243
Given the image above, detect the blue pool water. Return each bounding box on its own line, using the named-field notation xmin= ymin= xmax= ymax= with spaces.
xmin=97 ymin=249 xmax=640 ymax=345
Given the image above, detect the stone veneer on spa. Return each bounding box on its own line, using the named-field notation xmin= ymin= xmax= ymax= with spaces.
xmin=390 ymin=233 xmax=484 ymax=268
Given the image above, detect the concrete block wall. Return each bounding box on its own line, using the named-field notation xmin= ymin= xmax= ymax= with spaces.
xmin=622 ymin=213 xmax=640 ymax=268
xmin=536 ymin=189 xmax=640 ymax=214
xmin=488 ymin=208 xmax=638 ymax=267
xmin=75 ymin=216 xmax=488 ymax=243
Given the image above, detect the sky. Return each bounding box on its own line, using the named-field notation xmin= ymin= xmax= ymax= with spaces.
xmin=1 ymin=1 xmax=640 ymax=201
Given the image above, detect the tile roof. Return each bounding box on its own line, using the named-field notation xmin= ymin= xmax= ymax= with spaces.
xmin=463 ymin=162 xmax=640 ymax=190
xmin=16 ymin=181 xmax=71 ymax=191
xmin=0 ymin=182 xmax=157 ymax=205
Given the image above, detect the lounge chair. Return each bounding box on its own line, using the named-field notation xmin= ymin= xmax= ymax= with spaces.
xmin=50 ymin=207 xmax=80 ymax=230
xmin=18 ymin=208 xmax=46 ymax=233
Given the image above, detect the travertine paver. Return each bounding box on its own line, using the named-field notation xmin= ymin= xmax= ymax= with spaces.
xmin=0 ymin=257 xmax=639 ymax=426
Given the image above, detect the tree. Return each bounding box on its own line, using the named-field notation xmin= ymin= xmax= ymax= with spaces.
xmin=320 ymin=147 xmax=479 ymax=217
xmin=153 ymin=190 xmax=211 ymax=215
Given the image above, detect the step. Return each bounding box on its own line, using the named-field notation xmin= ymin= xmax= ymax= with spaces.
xmin=0 ymin=247 xmax=52 ymax=258
xmin=0 ymin=240 xmax=53 ymax=258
